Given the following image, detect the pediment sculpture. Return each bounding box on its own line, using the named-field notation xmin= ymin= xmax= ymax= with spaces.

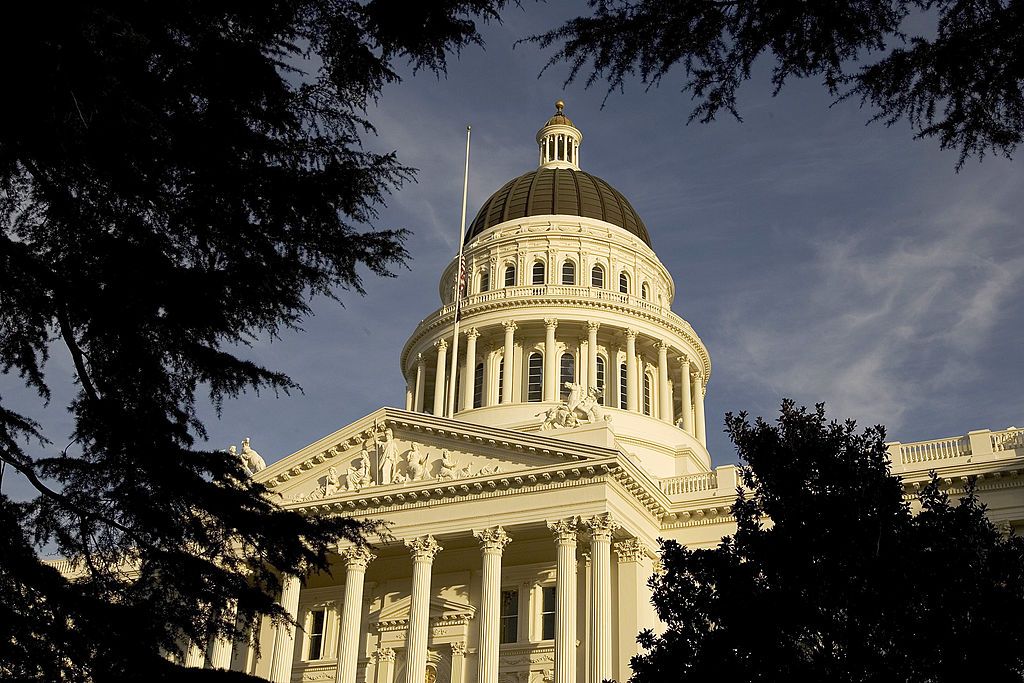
xmin=538 ymin=383 xmax=611 ymax=430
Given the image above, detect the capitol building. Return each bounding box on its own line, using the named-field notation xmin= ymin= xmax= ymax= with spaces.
xmin=186 ymin=104 xmax=1024 ymax=683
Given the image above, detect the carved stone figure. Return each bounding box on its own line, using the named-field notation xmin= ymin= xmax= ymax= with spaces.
xmin=240 ymin=437 xmax=266 ymax=474
xmin=563 ymin=382 xmax=585 ymax=414
xmin=345 ymin=449 xmax=373 ymax=491
xmin=437 ymin=449 xmax=469 ymax=481
xmin=476 ymin=464 xmax=501 ymax=476
xmin=406 ymin=444 xmax=430 ymax=481
xmin=577 ymin=387 xmax=609 ymax=424
xmin=378 ymin=428 xmax=400 ymax=485
xmin=324 ymin=466 xmax=341 ymax=497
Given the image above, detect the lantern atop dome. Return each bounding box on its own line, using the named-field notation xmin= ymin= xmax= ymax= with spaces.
xmin=537 ymin=100 xmax=582 ymax=170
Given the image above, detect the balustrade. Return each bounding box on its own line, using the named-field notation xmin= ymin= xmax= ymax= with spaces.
xmin=660 ymin=471 xmax=718 ymax=496
xmin=899 ymin=437 xmax=971 ymax=464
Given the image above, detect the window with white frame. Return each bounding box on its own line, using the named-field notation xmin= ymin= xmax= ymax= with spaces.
xmin=500 ymin=589 xmax=519 ymax=643
xmin=619 ymin=272 xmax=629 ymax=294
xmin=540 ymin=586 xmax=556 ymax=640
xmin=561 ymin=260 xmax=575 ymax=285
xmin=643 ymin=371 xmax=652 ymax=415
xmin=559 ymin=353 xmax=575 ymax=399
xmin=591 ymin=264 xmax=604 ymax=288
xmin=306 ymin=608 xmax=327 ymax=660
xmin=619 ymin=362 xmax=627 ymax=409
xmin=479 ymin=269 xmax=490 ymax=293
xmin=504 ymin=264 xmax=516 ymax=287
xmin=527 ymin=353 xmax=543 ymax=402
xmin=532 ymin=261 xmax=545 ymax=285
xmin=595 ymin=356 xmax=606 ymax=405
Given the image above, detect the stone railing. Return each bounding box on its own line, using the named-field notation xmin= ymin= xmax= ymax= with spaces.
xmin=895 ymin=436 xmax=972 ymax=464
xmin=888 ymin=427 xmax=1023 ymax=470
xmin=660 ymin=471 xmax=718 ymax=495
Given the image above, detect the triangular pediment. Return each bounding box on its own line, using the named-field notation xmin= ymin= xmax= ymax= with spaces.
xmin=256 ymin=408 xmax=619 ymax=505
xmin=376 ymin=593 xmax=475 ymax=626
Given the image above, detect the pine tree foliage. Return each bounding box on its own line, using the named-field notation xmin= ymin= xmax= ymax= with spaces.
xmin=529 ymin=0 xmax=1024 ymax=168
xmin=0 ymin=2 xmax=508 ymax=681
xmin=631 ymin=400 xmax=1024 ymax=683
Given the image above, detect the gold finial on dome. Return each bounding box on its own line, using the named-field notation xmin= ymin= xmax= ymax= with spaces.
xmin=555 ymin=99 xmax=565 ymax=113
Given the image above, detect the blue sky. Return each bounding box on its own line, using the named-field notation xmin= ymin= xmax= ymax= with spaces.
xmin=3 ymin=3 xmax=1022 ymax=504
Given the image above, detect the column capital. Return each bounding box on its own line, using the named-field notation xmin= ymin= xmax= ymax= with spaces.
xmin=613 ymin=538 xmax=647 ymax=564
xmin=434 ymin=338 xmax=448 ymax=352
xmin=373 ymin=646 xmax=396 ymax=662
xmin=474 ymin=526 xmax=512 ymax=552
xmin=405 ymin=535 xmax=443 ymax=562
xmin=656 ymin=340 xmax=670 ymax=352
xmin=450 ymin=641 xmax=468 ymax=658
xmin=585 ymin=513 xmax=620 ymax=540
xmin=690 ymin=366 xmax=703 ymax=381
xmin=417 ymin=352 xmax=425 ymax=366
xmin=586 ymin=320 xmax=601 ymax=333
xmin=502 ymin=320 xmax=518 ymax=332
xmin=339 ymin=545 xmax=376 ymax=570
xmin=547 ymin=517 xmax=580 ymax=543
xmin=466 ymin=327 xmax=480 ymax=340
xmin=544 ymin=317 xmax=559 ymax=330
xmin=676 ymin=354 xmax=690 ymax=366
xmin=624 ymin=328 xmax=638 ymax=340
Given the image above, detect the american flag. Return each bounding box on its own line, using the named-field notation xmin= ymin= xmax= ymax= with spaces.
xmin=457 ymin=254 xmax=467 ymax=298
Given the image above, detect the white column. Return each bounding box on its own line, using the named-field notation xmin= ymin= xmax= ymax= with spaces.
xmin=373 ymin=646 xmax=396 ymax=683
xmin=336 ymin=547 xmax=375 ymax=683
xmin=208 ymin=599 xmax=238 ymax=669
xmin=184 ymin=641 xmax=205 ymax=668
xmin=462 ymin=328 xmax=479 ymax=412
xmin=678 ymin=356 xmax=693 ymax=434
xmin=450 ymin=642 xmax=468 ymax=683
xmin=544 ymin=318 xmax=558 ymax=402
xmin=269 ymin=573 xmax=301 ymax=683
xmin=625 ymin=329 xmax=638 ymax=412
xmin=404 ymin=536 xmax=442 ymax=683
xmin=586 ymin=514 xmax=619 ymax=683
xmin=474 ymin=527 xmax=512 ymax=683
xmin=586 ymin=322 xmax=599 ymax=392
xmin=657 ymin=342 xmax=672 ymax=422
xmin=502 ymin=321 xmax=516 ymax=404
xmin=405 ymin=382 xmax=413 ymax=411
xmin=547 ymin=518 xmax=579 ymax=683
xmin=692 ymin=369 xmax=707 ymax=446
xmin=414 ymin=354 xmax=426 ymax=413
xmin=613 ymin=539 xmax=651 ymax=683
xmin=432 ymin=339 xmax=448 ymax=417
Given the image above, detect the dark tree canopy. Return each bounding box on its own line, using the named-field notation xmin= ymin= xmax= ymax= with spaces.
xmin=530 ymin=0 xmax=1024 ymax=168
xmin=0 ymin=2 xmax=507 ymax=681
xmin=631 ymin=400 xmax=1024 ymax=683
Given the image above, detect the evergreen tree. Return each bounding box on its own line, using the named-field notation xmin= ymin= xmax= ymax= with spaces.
xmin=529 ymin=0 xmax=1024 ymax=168
xmin=632 ymin=400 xmax=1024 ymax=682
xmin=0 ymin=2 xmax=507 ymax=681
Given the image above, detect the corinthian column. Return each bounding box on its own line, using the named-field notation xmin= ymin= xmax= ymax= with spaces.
xmin=502 ymin=321 xmax=517 ymax=404
xmin=474 ymin=527 xmax=512 ymax=683
xmin=692 ymin=368 xmax=706 ymax=447
xmin=433 ymin=339 xmax=448 ymax=417
xmin=335 ymin=547 xmax=376 ymax=683
xmin=208 ymin=599 xmax=238 ymax=669
xmin=414 ymin=354 xmax=426 ymax=413
xmin=586 ymin=514 xmax=619 ymax=683
xmin=404 ymin=536 xmax=442 ymax=683
xmin=544 ymin=318 xmax=559 ymax=402
xmin=462 ymin=328 xmax=480 ymax=412
xmin=678 ymin=356 xmax=693 ymax=435
xmin=547 ymin=517 xmax=579 ymax=683
xmin=269 ymin=573 xmax=302 ymax=683
xmin=586 ymin=322 xmax=600 ymax=392
xmin=657 ymin=342 xmax=672 ymax=423
xmin=184 ymin=641 xmax=205 ymax=668
xmin=625 ymin=330 xmax=638 ymax=412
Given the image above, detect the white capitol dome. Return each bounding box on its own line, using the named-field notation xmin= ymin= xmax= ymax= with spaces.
xmin=401 ymin=102 xmax=713 ymax=479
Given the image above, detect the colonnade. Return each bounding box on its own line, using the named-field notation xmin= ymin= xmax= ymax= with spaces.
xmin=406 ymin=319 xmax=707 ymax=445
xmin=192 ymin=516 xmax=638 ymax=683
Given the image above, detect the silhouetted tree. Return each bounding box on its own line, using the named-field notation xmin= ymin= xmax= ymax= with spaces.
xmin=0 ymin=2 xmax=507 ymax=681
xmin=530 ymin=0 xmax=1024 ymax=168
xmin=631 ymin=401 xmax=1024 ymax=683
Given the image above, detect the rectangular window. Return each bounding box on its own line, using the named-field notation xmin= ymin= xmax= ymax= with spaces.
xmin=500 ymin=589 xmax=519 ymax=644
xmin=527 ymin=354 xmax=543 ymax=402
xmin=643 ymin=373 xmax=652 ymax=416
xmin=541 ymin=586 xmax=556 ymax=641
xmin=619 ymin=363 xmax=627 ymax=410
xmin=473 ymin=363 xmax=484 ymax=409
xmin=595 ymin=356 xmax=605 ymax=405
xmin=498 ymin=359 xmax=504 ymax=404
xmin=307 ymin=608 xmax=326 ymax=660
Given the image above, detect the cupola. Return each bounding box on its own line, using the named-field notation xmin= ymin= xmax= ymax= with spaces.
xmin=537 ymin=100 xmax=582 ymax=170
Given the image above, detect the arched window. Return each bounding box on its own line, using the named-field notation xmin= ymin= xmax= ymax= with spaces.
xmin=595 ymin=356 xmax=606 ymax=405
xmin=561 ymin=260 xmax=576 ymax=285
xmin=619 ymin=363 xmax=628 ymax=410
xmin=497 ymin=358 xmax=504 ymax=404
xmin=527 ymin=353 xmax=543 ymax=402
xmin=560 ymin=353 xmax=575 ymax=399
xmin=591 ymin=265 xmax=604 ymax=288
xmin=479 ymin=269 xmax=490 ymax=293
xmin=473 ymin=362 xmax=484 ymax=409
xmin=643 ymin=372 xmax=652 ymax=415
xmin=504 ymin=264 xmax=516 ymax=287
xmin=641 ymin=282 xmax=650 ymax=300
xmin=532 ymin=261 xmax=545 ymax=285
xmin=619 ymin=272 xmax=629 ymax=294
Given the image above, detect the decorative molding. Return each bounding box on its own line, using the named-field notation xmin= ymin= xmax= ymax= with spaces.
xmin=405 ymin=535 xmax=443 ymax=562
xmin=340 ymin=545 xmax=376 ymax=570
xmin=585 ymin=512 xmax=620 ymax=539
xmin=474 ymin=526 xmax=512 ymax=552
xmin=450 ymin=641 xmax=468 ymax=657
xmin=613 ymin=538 xmax=646 ymax=563
xmin=546 ymin=517 xmax=580 ymax=544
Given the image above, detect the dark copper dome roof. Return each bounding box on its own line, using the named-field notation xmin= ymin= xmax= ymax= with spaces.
xmin=466 ymin=168 xmax=651 ymax=246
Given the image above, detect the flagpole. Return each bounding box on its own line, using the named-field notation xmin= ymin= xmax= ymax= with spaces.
xmin=446 ymin=125 xmax=472 ymax=418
